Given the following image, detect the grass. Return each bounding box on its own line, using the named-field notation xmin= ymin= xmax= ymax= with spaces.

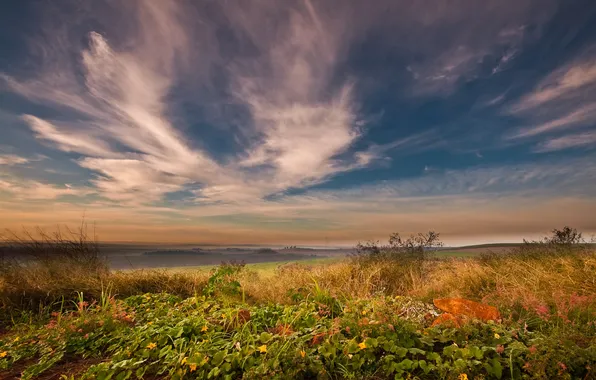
xmin=142 ymin=252 xmax=477 ymax=277
xmin=0 ymin=228 xmax=594 ymax=379
xmin=161 ymin=257 xmax=344 ymax=277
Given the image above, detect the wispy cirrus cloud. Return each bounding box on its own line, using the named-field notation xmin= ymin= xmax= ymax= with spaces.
xmin=511 ymin=58 xmax=596 ymax=112
xmin=534 ymin=131 xmax=596 ymax=153
xmin=407 ymin=46 xmax=488 ymax=96
xmin=510 ymin=104 xmax=596 ymax=139
xmin=0 ymin=177 xmax=90 ymax=200
xmin=405 ymin=14 xmax=543 ymax=96
xmin=0 ymin=152 xmax=46 ymax=166
xmin=2 ymin=0 xmax=398 ymax=205
xmin=3 ymin=158 xmax=594 ymax=244
xmin=0 ymin=154 xmax=29 ymax=166
xmin=1 ymin=0 xmax=594 ymax=244
xmin=507 ymin=50 xmax=596 ymax=152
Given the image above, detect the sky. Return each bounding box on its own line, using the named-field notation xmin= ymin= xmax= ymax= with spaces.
xmin=1 ymin=0 xmax=595 ymax=246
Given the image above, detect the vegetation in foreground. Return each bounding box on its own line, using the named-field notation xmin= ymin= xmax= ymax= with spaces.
xmin=0 ymin=227 xmax=594 ymax=379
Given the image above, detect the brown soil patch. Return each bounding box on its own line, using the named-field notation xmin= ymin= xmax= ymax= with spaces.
xmin=0 ymin=357 xmax=103 ymax=380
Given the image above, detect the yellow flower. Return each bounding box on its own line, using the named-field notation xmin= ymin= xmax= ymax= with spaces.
xmin=0 ymin=351 xmax=7 ymax=358
xmin=258 ymin=344 xmax=268 ymax=353
xmin=189 ymin=364 xmax=197 ymax=372
xmin=147 ymin=322 xmax=153 ymax=325
xmin=201 ymin=325 xmax=208 ymax=332
xmin=181 ymin=357 xmax=188 ymax=365
xmin=361 ymin=310 xmax=367 ymax=315
xmin=358 ymin=342 xmax=367 ymax=350
xmin=146 ymin=342 xmax=157 ymax=350
xmin=494 ymin=333 xmax=501 ymax=339
xmin=458 ymin=374 xmax=468 ymax=380
xmin=221 ymin=313 xmax=226 ymax=319
xmin=300 ymin=350 xmax=306 ymax=358
xmin=13 ymin=337 xmax=19 ymax=343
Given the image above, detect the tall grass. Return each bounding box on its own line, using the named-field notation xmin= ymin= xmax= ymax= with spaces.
xmin=1 ymin=225 xmax=594 ymax=331
xmin=0 ymin=225 xmax=209 ymax=324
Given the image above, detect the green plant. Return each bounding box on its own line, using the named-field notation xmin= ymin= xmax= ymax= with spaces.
xmin=203 ymin=262 xmax=245 ymax=298
xmin=1 ymin=293 xmax=593 ymax=379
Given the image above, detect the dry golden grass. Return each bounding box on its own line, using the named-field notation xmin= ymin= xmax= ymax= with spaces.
xmin=414 ymin=250 xmax=596 ymax=309
xmin=2 ymin=241 xmax=594 ymax=325
xmin=238 ymin=247 xmax=596 ymax=316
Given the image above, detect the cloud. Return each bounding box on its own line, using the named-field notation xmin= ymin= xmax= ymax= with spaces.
xmin=299 ymin=159 xmax=596 ymax=203
xmin=0 ymin=152 xmax=46 ymax=166
xmin=225 ymin=1 xmax=372 ymax=194
xmin=0 ymin=177 xmax=90 ymax=200
xmin=506 ymin=49 xmax=596 ymax=151
xmin=483 ymin=94 xmax=507 ymax=107
xmin=0 ymin=154 xmax=29 ymax=166
xmin=1 ymin=155 xmax=594 ymax=243
xmin=23 ymin=115 xmax=115 ymax=157
xmin=1 ymin=0 xmax=591 ymax=245
xmin=407 ymin=46 xmax=488 ymax=95
xmin=4 ymin=2 xmax=225 ymax=203
xmin=511 ymin=57 xmax=596 ymax=112
xmin=3 ymin=0 xmax=393 ymax=205
xmin=534 ymin=131 xmax=596 ymax=153
xmin=4 ymin=159 xmax=594 ymax=244
xmin=509 ymin=103 xmax=596 ymax=139
xmin=406 ymin=17 xmax=538 ymax=96
xmin=492 ymin=49 xmax=518 ymax=74
xmin=407 ymin=36 xmax=523 ymax=96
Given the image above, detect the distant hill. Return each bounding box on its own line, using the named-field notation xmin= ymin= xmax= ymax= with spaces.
xmin=143 ymin=249 xmax=207 ymax=256
xmin=254 ymin=248 xmax=279 ymax=254
xmin=442 ymin=243 xmax=522 ymax=250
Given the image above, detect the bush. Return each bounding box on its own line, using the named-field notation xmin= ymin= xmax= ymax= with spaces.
xmin=349 ymin=231 xmax=443 ymax=295
xmin=355 ymin=231 xmax=443 ymax=263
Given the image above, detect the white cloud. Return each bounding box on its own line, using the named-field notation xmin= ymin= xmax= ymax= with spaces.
xmin=5 ymin=3 xmax=226 ymax=203
xmin=492 ymin=49 xmax=518 ymax=74
xmin=483 ymin=94 xmax=507 ymax=107
xmin=0 ymin=154 xmax=29 ymax=166
xmin=511 ymin=58 xmax=596 ymax=112
xmin=408 ymin=46 xmax=487 ymax=95
xmin=24 ymin=115 xmax=115 ymax=157
xmin=507 ymin=51 xmax=596 ymax=150
xmin=0 ymin=152 xmax=46 ymax=166
xmin=509 ymin=103 xmax=596 ymax=139
xmin=534 ymin=131 xmax=596 ymax=153
xmin=407 ymin=20 xmax=532 ymax=96
xmin=0 ymin=178 xmax=90 ymax=200
xmin=0 ymin=0 xmax=567 ymax=207
xmin=176 ymin=158 xmax=596 ymax=221
xmin=7 ymin=0 xmax=437 ymax=206
xmin=2 ymin=158 xmax=595 ymax=243
xmin=300 ymin=159 xmax=596 ymax=202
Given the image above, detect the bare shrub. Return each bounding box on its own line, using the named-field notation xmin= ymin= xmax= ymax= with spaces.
xmin=1 ymin=221 xmax=105 ymax=270
xmin=0 ymin=222 xmax=108 ymax=314
xmin=350 ymin=231 xmax=443 ymax=294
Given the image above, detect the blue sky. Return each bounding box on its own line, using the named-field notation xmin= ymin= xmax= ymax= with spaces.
xmin=1 ymin=0 xmax=595 ymax=245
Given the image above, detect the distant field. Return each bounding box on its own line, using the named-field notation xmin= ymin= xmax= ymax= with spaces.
xmin=107 ymin=248 xmax=352 ymax=271
xmin=162 ymin=256 xmax=344 ymax=276
xmin=129 ymin=248 xmax=499 ymax=274
xmin=1 ymin=241 xmax=510 ymax=272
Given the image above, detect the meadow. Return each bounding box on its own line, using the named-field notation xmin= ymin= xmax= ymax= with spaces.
xmin=0 ymin=228 xmax=594 ymax=379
